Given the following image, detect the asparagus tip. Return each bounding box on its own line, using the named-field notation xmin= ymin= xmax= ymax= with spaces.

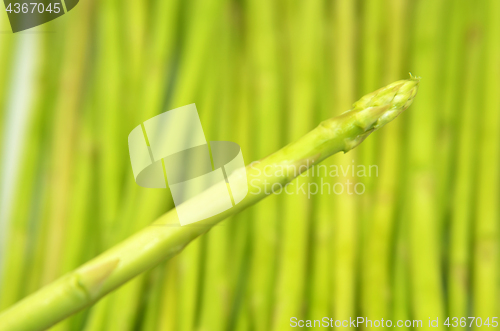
xmin=340 ymin=77 xmax=420 ymax=153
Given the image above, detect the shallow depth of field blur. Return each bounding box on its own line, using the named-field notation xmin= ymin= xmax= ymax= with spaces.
xmin=0 ymin=0 xmax=499 ymax=330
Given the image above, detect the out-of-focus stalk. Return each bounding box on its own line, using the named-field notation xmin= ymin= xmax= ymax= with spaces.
xmin=308 ymin=2 xmax=330 ymax=321
xmin=359 ymin=0 xmax=385 ymax=321
xmin=96 ymin=0 xmax=123 ymax=248
xmin=0 ymin=26 xmax=64 ymax=308
xmin=81 ymin=0 xmax=129 ymax=329
xmin=227 ymin=47 xmax=252 ymax=331
xmin=0 ymin=18 xmax=16 ymax=163
xmin=86 ymin=0 xmax=181 ymax=329
xmin=332 ymin=0 xmax=357 ymax=327
xmin=406 ymin=0 xmax=446 ymax=325
xmin=138 ymin=266 xmax=165 ymax=331
xmin=272 ymin=1 xmax=321 ymax=329
xmin=436 ymin=0 xmax=468 ymax=236
xmin=389 ymin=1 xmax=412 ymax=322
xmin=156 ymin=1 xmax=228 ymax=330
xmin=40 ymin=0 xmax=92 ymax=286
xmin=0 ymin=70 xmax=44 ymax=310
xmin=448 ymin=0 xmax=482 ymax=320
xmin=364 ymin=0 xmax=408 ymax=323
xmin=195 ymin=19 xmax=232 ymax=331
xmin=245 ymin=0 xmax=283 ymax=329
xmin=54 ymin=100 xmax=98 ymax=331
xmin=473 ymin=0 xmax=500 ymax=322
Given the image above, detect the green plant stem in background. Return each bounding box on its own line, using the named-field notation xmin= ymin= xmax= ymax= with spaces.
xmin=138 ymin=266 xmax=165 ymax=331
xmin=96 ymin=0 xmax=181 ymax=328
xmin=389 ymin=0 xmax=412 ymax=322
xmin=436 ymin=0 xmax=467 ymax=248
xmin=246 ymin=0 xmax=283 ymax=330
xmin=272 ymin=1 xmax=321 ymax=329
xmin=448 ymin=0 xmax=483 ymax=321
xmin=332 ymin=0 xmax=357 ymax=327
xmin=163 ymin=1 xmax=228 ymax=330
xmin=197 ymin=23 xmax=234 ymax=331
xmin=0 ymin=24 xmax=16 ymax=167
xmin=0 ymin=29 xmax=64 ymax=310
xmin=0 ymin=80 xmax=44 ymax=310
xmin=40 ymin=0 xmax=92 ymax=286
xmin=434 ymin=0 xmax=467 ymax=319
xmin=359 ymin=0 xmax=385 ymax=321
xmin=473 ymin=0 xmax=500 ymax=321
xmin=0 ymin=78 xmax=419 ymax=331
xmin=406 ymin=0 xmax=446 ymax=325
xmin=96 ymin=0 xmax=124 ymax=249
xmin=364 ymin=0 xmax=408 ymax=322
xmin=225 ymin=42 xmax=252 ymax=331
xmin=307 ymin=2 xmax=330 ymax=322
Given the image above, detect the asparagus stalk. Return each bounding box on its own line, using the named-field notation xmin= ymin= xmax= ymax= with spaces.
xmin=246 ymin=0 xmax=283 ymax=329
xmin=196 ymin=20 xmax=233 ymax=331
xmin=332 ymin=0 xmax=358 ymax=327
xmin=228 ymin=49 xmax=252 ymax=331
xmin=81 ymin=0 xmax=130 ymax=329
xmin=364 ymin=0 xmax=408 ymax=321
xmin=449 ymin=0 xmax=482 ymax=320
xmin=406 ymin=0 xmax=446 ymax=323
xmin=308 ymin=5 xmax=332 ymax=323
xmin=473 ymin=0 xmax=500 ymax=321
xmin=389 ymin=0 xmax=411 ymax=322
xmin=163 ymin=1 xmax=229 ymax=329
xmin=273 ymin=1 xmax=321 ymax=328
xmin=0 ymin=77 xmax=419 ymax=331
xmin=40 ymin=0 xmax=93 ymax=286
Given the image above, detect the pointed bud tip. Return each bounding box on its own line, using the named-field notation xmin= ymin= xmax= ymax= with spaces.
xmin=353 ymin=76 xmax=420 ymax=132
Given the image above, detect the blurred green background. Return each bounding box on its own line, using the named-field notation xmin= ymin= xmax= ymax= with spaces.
xmin=0 ymin=0 xmax=499 ymax=330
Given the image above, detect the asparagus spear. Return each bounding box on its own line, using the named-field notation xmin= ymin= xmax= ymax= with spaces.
xmin=449 ymin=0 xmax=483 ymax=320
xmin=0 ymin=77 xmax=419 ymax=331
xmin=363 ymin=0 xmax=408 ymax=321
xmin=406 ymin=0 xmax=446 ymax=324
xmin=273 ymin=1 xmax=321 ymax=328
xmin=331 ymin=0 xmax=357 ymax=327
xmin=246 ymin=1 xmax=283 ymax=329
xmin=473 ymin=0 xmax=500 ymax=321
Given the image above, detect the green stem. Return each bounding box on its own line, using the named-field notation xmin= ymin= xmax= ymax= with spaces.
xmin=363 ymin=0 xmax=407 ymax=320
xmin=332 ymin=0 xmax=357 ymax=326
xmin=473 ymin=0 xmax=500 ymax=321
xmin=273 ymin=1 xmax=321 ymax=329
xmin=449 ymin=0 xmax=483 ymax=319
xmin=406 ymin=0 xmax=446 ymax=323
xmin=0 ymin=78 xmax=419 ymax=331
xmin=246 ymin=0 xmax=283 ymax=329
xmin=195 ymin=19 xmax=232 ymax=330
